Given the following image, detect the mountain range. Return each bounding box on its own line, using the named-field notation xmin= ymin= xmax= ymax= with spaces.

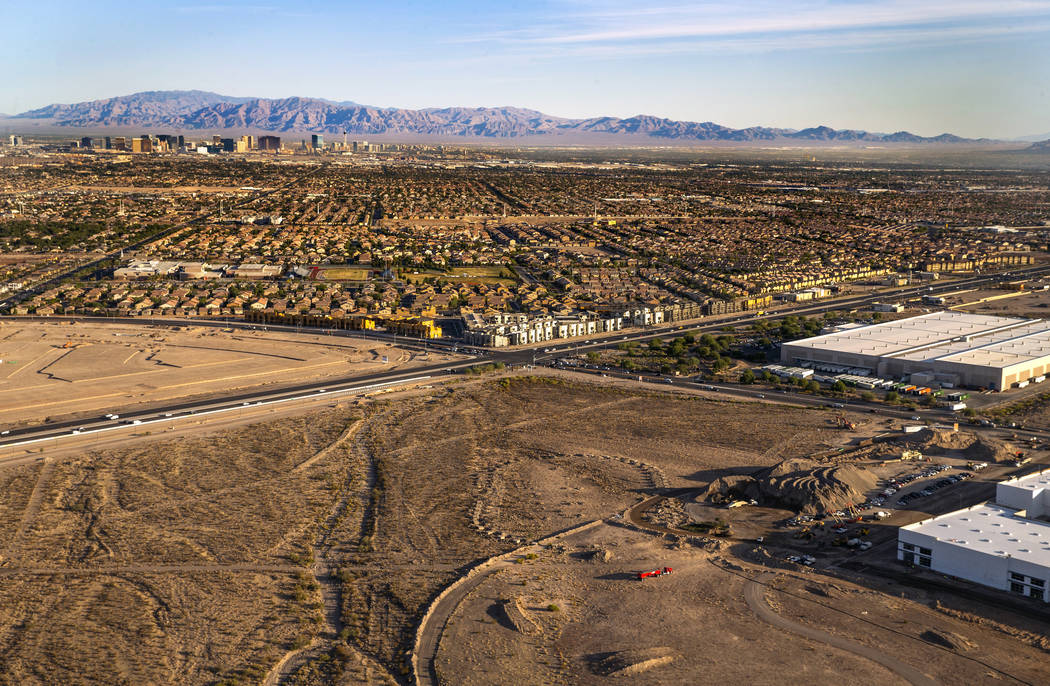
xmin=10 ymin=90 xmax=983 ymax=144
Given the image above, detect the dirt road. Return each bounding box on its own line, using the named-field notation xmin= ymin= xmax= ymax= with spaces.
xmin=413 ymin=545 xmax=537 ymax=686
xmin=413 ymin=519 xmax=604 ymax=686
xmin=743 ymin=573 xmax=937 ymax=686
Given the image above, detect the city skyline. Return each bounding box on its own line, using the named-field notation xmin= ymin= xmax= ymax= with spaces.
xmin=4 ymin=1 xmax=1050 ymax=140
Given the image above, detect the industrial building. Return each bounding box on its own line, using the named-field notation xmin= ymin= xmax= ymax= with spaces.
xmin=898 ymin=469 xmax=1050 ymax=602
xmin=781 ymin=311 xmax=1050 ymax=391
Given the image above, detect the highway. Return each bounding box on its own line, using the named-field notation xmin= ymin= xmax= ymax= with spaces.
xmin=3 ymin=261 xmax=1050 ymax=454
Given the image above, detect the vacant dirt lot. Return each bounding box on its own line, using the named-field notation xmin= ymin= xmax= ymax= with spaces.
xmin=2 ymin=375 xmax=1044 ymax=685
xmin=436 ymin=522 xmax=1050 ymax=685
xmin=0 ymin=408 xmax=357 ymax=685
xmin=0 ymin=320 xmax=453 ymax=426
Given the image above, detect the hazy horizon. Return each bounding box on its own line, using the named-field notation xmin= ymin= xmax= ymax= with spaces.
xmin=4 ymin=1 xmax=1050 ymax=139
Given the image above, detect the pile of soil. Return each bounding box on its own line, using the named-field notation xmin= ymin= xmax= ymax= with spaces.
xmin=592 ymin=647 xmax=676 ymax=677
xmin=501 ymin=596 xmax=540 ymax=636
xmin=702 ymin=458 xmax=878 ymax=514
xmin=901 ymin=428 xmax=1016 ymax=462
xmin=642 ymin=497 xmax=690 ymax=528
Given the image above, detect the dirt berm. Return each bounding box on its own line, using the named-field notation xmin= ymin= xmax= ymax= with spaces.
xmin=702 ymin=458 xmax=878 ymax=514
xmin=591 ymin=647 xmax=676 ymax=677
xmin=900 ymin=428 xmax=1016 ymax=463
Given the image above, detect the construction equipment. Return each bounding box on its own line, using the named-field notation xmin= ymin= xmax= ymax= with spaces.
xmin=637 ymin=567 xmax=674 ymax=580
xmin=836 ymin=415 xmax=857 ymax=431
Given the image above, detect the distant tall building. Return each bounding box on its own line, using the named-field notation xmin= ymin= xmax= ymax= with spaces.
xmin=212 ymin=135 xmax=222 ymax=145
xmin=220 ymin=138 xmax=235 ymax=152
xmin=8 ymin=135 xmax=23 ymax=146
xmin=131 ymin=137 xmax=152 ymax=153
xmin=80 ymin=137 xmax=93 ymax=149
xmin=104 ymin=136 xmax=112 ymax=150
xmin=111 ymin=136 xmax=127 ymax=151
xmin=176 ymin=135 xmax=184 ymax=148
xmin=258 ymin=135 xmax=281 ymax=151
xmin=311 ymin=134 xmax=324 ymax=150
xmin=236 ymin=135 xmax=255 ymax=152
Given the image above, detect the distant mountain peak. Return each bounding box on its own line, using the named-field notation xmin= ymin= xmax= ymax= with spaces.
xmin=12 ymin=91 xmax=984 ymax=144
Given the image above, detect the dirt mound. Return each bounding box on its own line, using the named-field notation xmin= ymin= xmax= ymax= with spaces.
xmin=592 ymin=647 xmax=676 ymax=677
xmin=703 ymin=458 xmax=877 ymax=514
xmin=962 ymin=436 xmax=1016 ymax=463
xmin=901 ymin=428 xmax=1016 ymax=463
xmin=643 ymin=496 xmax=690 ymax=528
xmin=700 ymin=474 xmax=753 ymax=501
xmin=902 ymin=428 xmax=976 ymax=451
xmin=501 ymin=596 xmax=540 ymax=636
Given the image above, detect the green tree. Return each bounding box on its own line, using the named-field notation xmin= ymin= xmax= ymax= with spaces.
xmin=885 ymin=390 xmax=900 ymax=403
xmin=740 ymin=369 xmax=756 ymax=384
xmin=805 ymin=379 xmax=821 ymax=393
xmin=831 ymin=380 xmax=847 ymax=393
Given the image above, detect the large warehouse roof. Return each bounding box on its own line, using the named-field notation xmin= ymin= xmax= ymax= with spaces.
xmin=903 ymin=469 xmax=1050 ymax=567
xmin=787 ymin=311 xmax=1050 ymax=369
xmin=903 ymin=503 xmax=1050 ymax=566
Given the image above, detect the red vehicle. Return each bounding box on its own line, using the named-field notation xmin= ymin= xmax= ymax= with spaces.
xmin=637 ymin=567 xmax=674 ymax=580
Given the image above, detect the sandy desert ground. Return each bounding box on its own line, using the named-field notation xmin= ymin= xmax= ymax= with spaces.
xmin=0 ymin=320 xmax=452 ymax=426
xmin=0 ymin=374 xmax=1046 ymax=685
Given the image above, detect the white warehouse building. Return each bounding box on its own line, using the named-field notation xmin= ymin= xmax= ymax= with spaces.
xmin=781 ymin=311 xmax=1050 ymax=391
xmin=898 ymin=469 xmax=1050 ymax=602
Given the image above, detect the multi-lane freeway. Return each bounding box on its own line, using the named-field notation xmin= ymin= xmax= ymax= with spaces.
xmin=3 ymin=262 xmax=1050 ymax=454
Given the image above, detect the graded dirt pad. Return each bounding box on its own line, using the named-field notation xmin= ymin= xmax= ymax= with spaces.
xmin=763 ymin=569 xmax=1050 ymax=686
xmin=435 ymin=525 xmax=888 ymax=686
xmin=437 ymin=523 xmax=1050 ymax=686
xmin=0 ymin=320 xmax=453 ymax=426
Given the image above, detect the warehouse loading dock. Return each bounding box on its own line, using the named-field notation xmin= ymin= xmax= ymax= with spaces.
xmin=781 ymin=311 xmax=1050 ymax=391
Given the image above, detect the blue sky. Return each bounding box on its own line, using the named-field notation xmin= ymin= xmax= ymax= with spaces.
xmin=4 ymin=0 xmax=1050 ymax=138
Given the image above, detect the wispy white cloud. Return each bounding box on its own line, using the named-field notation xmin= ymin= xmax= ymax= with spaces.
xmin=528 ymin=17 xmax=1050 ymax=58
xmin=460 ymin=0 xmax=1050 ymax=55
